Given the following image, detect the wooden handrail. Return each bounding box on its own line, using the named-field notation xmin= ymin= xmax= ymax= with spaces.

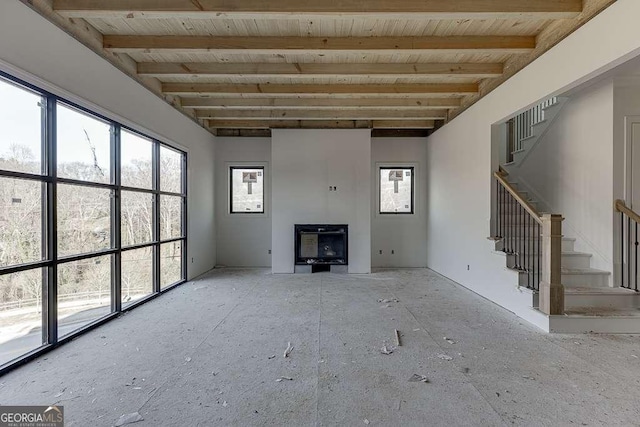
xmin=493 ymin=171 xmax=542 ymax=224
xmin=615 ymin=199 xmax=640 ymax=224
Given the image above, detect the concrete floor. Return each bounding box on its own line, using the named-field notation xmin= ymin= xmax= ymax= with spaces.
xmin=1 ymin=268 xmax=639 ymax=426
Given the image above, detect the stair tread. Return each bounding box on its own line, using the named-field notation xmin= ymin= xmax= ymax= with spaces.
xmin=564 ymin=286 xmax=637 ymax=295
xmin=561 ymin=251 xmax=592 ymax=257
xmin=503 ymin=237 xmax=575 ymax=241
xmin=563 ymin=307 xmax=640 ymax=317
xmin=561 ymin=268 xmax=610 ymax=275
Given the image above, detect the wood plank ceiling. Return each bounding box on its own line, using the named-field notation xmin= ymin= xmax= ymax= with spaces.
xmin=26 ymin=0 xmax=616 ymax=136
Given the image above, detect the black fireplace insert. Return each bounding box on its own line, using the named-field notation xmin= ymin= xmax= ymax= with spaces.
xmin=295 ymin=224 xmax=348 ymax=266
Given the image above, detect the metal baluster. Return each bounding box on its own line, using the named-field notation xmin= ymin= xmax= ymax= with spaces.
xmin=635 ymin=222 xmax=638 ymax=292
xmin=520 ymin=205 xmax=527 ymax=271
xmin=495 ymin=180 xmax=499 ymax=238
xmin=528 ymin=213 xmax=532 ymax=288
xmin=628 ymin=216 xmax=631 ymax=291
xmin=537 ymin=221 xmax=541 ymax=291
xmin=519 ymin=203 xmax=523 ymax=270
xmin=516 ymin=116 xmax=522 ymax=150
xmin=500 ymin=186 xmax=504 ymax=241
xmin=513 ymin=201 xmax=520 ymax=270
xmin=621 ymin=211 xmax=625 ymax=289
xmin=527 ymin=214 xmax=533 ymax=288
xmin=508 ymin=192 xmax=512 ymax=254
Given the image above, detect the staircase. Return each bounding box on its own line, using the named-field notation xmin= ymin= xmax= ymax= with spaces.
xmin=503 ymin=96 xmax=568 ymax=170
xmin=493 ymin=174 xmax=640 ymax=333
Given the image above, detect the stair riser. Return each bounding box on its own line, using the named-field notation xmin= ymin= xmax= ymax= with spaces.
xmin=504 ymin=253 xmax=591 ymax=269
xmin=565 ymin=294 xmax=640 ymax=309
xmin=495 ymin=239 xmax=575 ymax=252
xmin=514 ymin=273 xmax=611 ymax=289
xmin=517 ymin=272 xmax=540 ymax=289
xmin=562 ymin=273 xmax=611 ymax=288
xmin=562 ymin=255 xmax=592 ymax=269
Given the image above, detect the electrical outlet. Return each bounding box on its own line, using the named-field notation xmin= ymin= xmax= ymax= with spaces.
xmin=391 ymin=250 xmax=395 ymax=255
xmin=467 ymin=265 xmax=470 ymax=270
xmin=379 ymin=250 xmax=382 ymax=254
xmin=268 ymin=250 xmax=272 ymax=254
xmin=191 ymin=257 xmax=194 ymax=264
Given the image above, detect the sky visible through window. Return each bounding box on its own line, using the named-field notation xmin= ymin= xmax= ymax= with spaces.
xmin=0 ymin=75 xmax=185 ymax=368
xmin=0 ymin=81 xmax=154 ymax=176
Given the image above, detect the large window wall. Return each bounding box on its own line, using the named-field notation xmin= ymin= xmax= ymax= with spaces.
xmin=0 ymin=72 xmax=187 ymax=372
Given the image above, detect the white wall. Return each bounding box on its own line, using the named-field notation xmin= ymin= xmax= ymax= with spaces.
xmin=215 ymin=137 xmax=271 ymax=267
xmin=426 ymin=0 xmax=640 ymax=315
xmin=271 ymin=129 xmax=371 ymax=273
xmin=614 ymin=83 xmax=640 ymax=205
xmin=0 ymin=1 xmax=217 ymax=279
xmin=371 ymin=138 xmax=428 ymax=267
xmin=513 ymin=80 xmax=615 ymax=274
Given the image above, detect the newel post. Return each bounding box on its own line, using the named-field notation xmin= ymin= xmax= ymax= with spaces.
xmin=539 ymin=214 xmax=564 ymax=315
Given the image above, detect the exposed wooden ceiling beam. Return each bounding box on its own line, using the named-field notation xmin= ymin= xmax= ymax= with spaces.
xmin=53 ymin=0 xmax=582 ymax=20
xmin=138 ymin=62 xmax=504 ymax=78
xmin=207 ymin=119 xmax=435 ymax=129
xmin=181 ymin=97 xmax=461 ymax=110
xmin=163 ymin=83 xmax=478 ymax=96
xmin=214 ymin=129 xmax=434 ymax=137
xmin=196 ymin=109 xmax=447 ymax=120
xmin=104 ymin=36 xmax=535 ymax=54
xmin=373 ymin=120 xmax=436 ymax=129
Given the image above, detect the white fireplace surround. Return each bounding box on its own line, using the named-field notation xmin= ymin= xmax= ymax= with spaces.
xmin=271 ymin=129 xmax=372 ymax=273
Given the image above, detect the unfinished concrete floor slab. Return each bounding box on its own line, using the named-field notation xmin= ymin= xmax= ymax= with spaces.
xmin=0 ymin=268 xmax=639 ymax=426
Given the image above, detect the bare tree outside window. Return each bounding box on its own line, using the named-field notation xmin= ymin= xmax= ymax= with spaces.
xmin=0 ymin=73 xmax=187 ymax=371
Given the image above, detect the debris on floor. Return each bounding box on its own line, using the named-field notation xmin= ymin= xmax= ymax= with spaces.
xmin=276 ymin=377 xmax=293 ymax=382
xmin=437 ymin=354 xmax=453 ymax=361
xmin=284 ymin=342 xmax=294 ymax=358
xmin=185 ymin=357 xmax=192 ymax=362
xmin=363 ymin=419 xmax=370 ymax=425
xmin=222 ymin=401 xmax=228 ymax=407
xmin=377 ymin=298 xmax=399 ymax=303
xmin=268 ymin=355 xmax=276 ymax=359
xmin=380 ymin=344 xmax=396 ymax=355
xmin=408 ymin=374 xmax=429 ymax=383
xmin=443 ymin=337 xmax=456 ymax=344
xmin=522 ymin=375 xmax=535 ymax=380
xmin=394 ymin=329 xmax=401 ymax=347
xmin=114 ymin=412 xmax=143 ymax=426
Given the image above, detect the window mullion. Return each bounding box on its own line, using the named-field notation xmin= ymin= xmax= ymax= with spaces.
xmin=182 ymin=154 xmax=188 ymax=280
xmin=44 ymin=96 xmax=58 ymax=345
xmin=152 ymin=141 xmax=161 ymax=293
xmin=111 ymin=124 xmax=122 ymax=313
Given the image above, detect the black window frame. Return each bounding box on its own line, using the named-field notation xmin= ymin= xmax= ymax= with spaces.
xmin=229 ymin=165 xmax=265 ymax=214
xmin=378 ymin=166 xmax=415 ymax=215
xmin=0 ymin=69 xmax=188 ymax=376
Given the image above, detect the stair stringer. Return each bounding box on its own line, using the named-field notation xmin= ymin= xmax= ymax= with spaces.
xmin=486 ymin=239 xmax=550 ymax=332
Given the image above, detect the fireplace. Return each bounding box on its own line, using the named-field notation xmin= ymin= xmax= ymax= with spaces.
xmin=295 ymin=224 xmax=348 ymax=272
